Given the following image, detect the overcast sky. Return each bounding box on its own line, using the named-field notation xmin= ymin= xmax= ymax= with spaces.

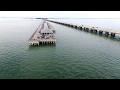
xmin=0 ymin=11 xmax=120 ymax=18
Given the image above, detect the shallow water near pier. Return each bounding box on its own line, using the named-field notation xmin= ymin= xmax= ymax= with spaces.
xmin=0 ymin=19 xmax=120 ymax=79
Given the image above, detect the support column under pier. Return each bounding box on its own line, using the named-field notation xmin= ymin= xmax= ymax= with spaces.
xmin=75 ymin=26 xmax=77 ymax=29
xmin=29 ymin=43 xmax=33 ymax=46
xmin=111 ymin=33 xmax=115 ymax=37
xmin=79 ymin=27 xmax=83 ymax=30
xmin=71 ymin=25 xmax=74 ymax=28
xmin=29 ymin=43 xmax=39 ymax=46
xmin=94 ymin=30 xmax=97 ymax=33
xmin=99 ymin=30 xmax=103 ymax=35
xmin=105 ymin=32 xmax=109 ymax=36
xmin=35 ymin=43 xmax=38 ymax=45
xmin=90 ymin=29 xmax=93 ymax=33
xmin=84 ymin=27 xmax=86 ymax=31
xmin=86 ymin=28 xmax=89 ymax=32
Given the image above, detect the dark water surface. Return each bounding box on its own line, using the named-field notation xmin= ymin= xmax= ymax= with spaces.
xmin=0 ymin=19 xmax=120 ymax=79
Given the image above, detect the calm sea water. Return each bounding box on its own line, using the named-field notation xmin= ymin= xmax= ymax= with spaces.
xmin=0 ymin=18 xmax=120 ymax=79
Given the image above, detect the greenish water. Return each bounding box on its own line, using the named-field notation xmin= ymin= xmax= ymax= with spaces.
xmin=0 ymin=19 xmax=120 ymax=79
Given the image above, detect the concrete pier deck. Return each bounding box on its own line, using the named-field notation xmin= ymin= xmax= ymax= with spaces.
xmin=29 ymin=19 xmax=56 ymax=46
xmin=47 ymin=22 xmax=56 ymax=32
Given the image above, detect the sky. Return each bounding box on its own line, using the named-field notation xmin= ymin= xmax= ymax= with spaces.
xmin=0 ymin=11 xmax=120 ymax=18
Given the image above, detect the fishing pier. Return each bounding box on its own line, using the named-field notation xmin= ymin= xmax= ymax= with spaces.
xmin=29 ymin=19 xmax=56 ymax=46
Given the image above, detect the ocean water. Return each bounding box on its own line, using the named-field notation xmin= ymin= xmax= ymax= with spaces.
xmin=0 ymin=18 xmax=120 ymax=79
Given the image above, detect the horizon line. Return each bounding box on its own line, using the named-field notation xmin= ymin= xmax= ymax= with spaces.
xmin=0 ymin=17 xmax=120 ymax=19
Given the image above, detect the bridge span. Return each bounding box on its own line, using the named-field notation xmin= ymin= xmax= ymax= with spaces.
xmin=47 ymin=20 xmax=120 ymax=37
